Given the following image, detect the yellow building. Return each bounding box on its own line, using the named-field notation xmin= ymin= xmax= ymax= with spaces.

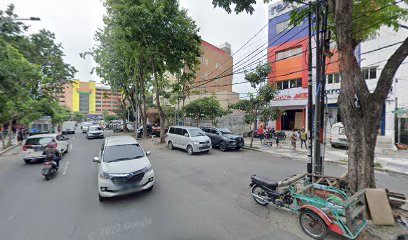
xmin=59 ymin=80 xmax=96 ymax=114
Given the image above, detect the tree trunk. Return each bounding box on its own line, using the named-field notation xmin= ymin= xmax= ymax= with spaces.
xmin=138 ymin=61 xmax=148 ymax=139
xmin=334 ymin=0 xmax=408 ymax=191
xmin=7 ymin=121 xmax=12 ymax=147
xmin=152 ymin=62 xmax=166 ymax=143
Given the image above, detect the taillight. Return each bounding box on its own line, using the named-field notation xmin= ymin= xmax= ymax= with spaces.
xmin=23 ymin=145 xmax=32 ymax=151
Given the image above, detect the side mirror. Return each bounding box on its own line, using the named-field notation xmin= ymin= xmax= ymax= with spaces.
xmin=184 ymin=133 xmax=189 ymax=137
xmin=93 ymin=157 xmax=100 ymax=163
xmin=146 ymin=151 xmax=151 ymax=156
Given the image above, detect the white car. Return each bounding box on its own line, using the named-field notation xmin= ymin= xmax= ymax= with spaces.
xmin=93 ymin=136 xmax=154 ymax=201
xmin=23 ymin=134 xmax=69 ymax=163
xmin=82 ymin=123 xmax=92 ymax=133
xmin=86 ymin=125 xmax=104 ymax=139
xmin=330 ymin=122 xmax=349 ymax=148
xmin=165 ymin=126 xmax=212 ymax=155
xmin=62 ymin=121 xmax=76 ymax=134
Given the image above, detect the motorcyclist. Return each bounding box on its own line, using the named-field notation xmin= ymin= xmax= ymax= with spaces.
xmin=43 ymin=141 xmax=61 ymax=168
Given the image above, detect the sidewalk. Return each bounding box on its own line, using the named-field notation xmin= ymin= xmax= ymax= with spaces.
xmin=243 ymin=137 xmax=408 ymax=175
xmin=0 ymin=139 xmax=19 ymax=156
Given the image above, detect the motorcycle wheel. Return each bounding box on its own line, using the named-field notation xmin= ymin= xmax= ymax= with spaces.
xmin=299 ymin=210 xmax=327 ymax=240
xmin=251 ymin=185 xmax=269 ymax=206
xmin=45 ymin=175 xmax=50 ymax=181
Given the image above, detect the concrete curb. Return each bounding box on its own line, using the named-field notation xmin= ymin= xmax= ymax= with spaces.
xmin=0 ymin=144 xmax=19 ymax=156
xmin=245 ymin=147 xmax=408 ymax=177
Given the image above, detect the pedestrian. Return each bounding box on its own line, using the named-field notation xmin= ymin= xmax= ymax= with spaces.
xmin=257 ymin=125 xmax=264 ymax=144
xmin=17 ymin=128 xmax=24 ymax=144
xmin=275 ymin=136 xmax=281 ymax=148
xmin=300 ymin=128 xmax=307 ymax=149
xmin=291 ymin=129 xmax=297 ymax=150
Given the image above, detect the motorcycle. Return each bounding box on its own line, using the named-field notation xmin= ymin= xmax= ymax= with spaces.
xmin=41 ymin=159 xmax=58 ymax=180
xmin=249 ymin=174 xmax=293 ymax=207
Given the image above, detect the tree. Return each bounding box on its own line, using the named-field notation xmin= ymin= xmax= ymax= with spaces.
xmin=183 ymin=97 xmax=228 ymax=126
xmin=71 ymin=112 xmax=86 ymax=122
xmin=102 ymin=110 xmax=118 ymax=122
xmin=212 ymin=0 xmax=408 ymax=191
xmin=229 ymin=63 xmax=279 ymax=147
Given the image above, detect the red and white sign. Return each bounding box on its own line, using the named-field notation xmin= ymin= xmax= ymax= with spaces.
xmin=274 ymin=95 xmax=292 ymax=101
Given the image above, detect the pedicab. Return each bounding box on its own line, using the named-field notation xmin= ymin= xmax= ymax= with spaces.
xmin=250 ymin=173 xmax=367 ymax=239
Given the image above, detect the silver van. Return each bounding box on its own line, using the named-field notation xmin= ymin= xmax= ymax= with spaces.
xmin=330 ymin=122 xmax=349 ymax=147
xmin=165 ymin=126 xmax=212 ymax=155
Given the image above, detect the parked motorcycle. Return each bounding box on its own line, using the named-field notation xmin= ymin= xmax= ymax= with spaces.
xmin=249 ymin=175 xmax=293 ymax=207
xmin=41 ymin=160 xmax=58 ymax=180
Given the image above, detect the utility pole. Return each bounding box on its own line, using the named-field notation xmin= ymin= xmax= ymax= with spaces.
xmin=307 ymin=1 xmax=313 ymax=179
xmin=313 ymin=2 xmax=322 ymax=176
xmin=313 ymin=0 xmax=329 ymax=176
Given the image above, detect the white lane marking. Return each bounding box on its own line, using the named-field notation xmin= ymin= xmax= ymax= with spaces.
xmin=62 ymin=161 xmax=70 ymax=175
xmin=70 ymin=144 xmax=73 ymax=150
xmin=73 ymin=137 xmax=75 ymax=140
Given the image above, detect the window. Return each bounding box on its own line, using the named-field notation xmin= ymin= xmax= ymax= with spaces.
xmin=188 ymin=129 xmax=206 ymax=137
xmin=362 ymin=67 xmax=377 ymax=80
xmin=211 ymin=129 xmax=218 ymax=134
xmin=326 ymin=73 xmax=341 ymax=84
xmin=276 ymin=47 xmax=302 ymax=61
xmin=276 ymin=20 xmax=290 ymax=33
xmin=103 ymin=144 xmax=145 ymax=163
xmin=182 ymin=129 xmax=189 ymax=137
xmin=276 ymin=78 xmax=302 ymax=90
xmin=175 ymin=128 xmax=182 ymax=135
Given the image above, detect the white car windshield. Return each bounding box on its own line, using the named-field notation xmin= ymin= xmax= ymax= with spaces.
xmin=103 ymin=144 xmax=145 ymax=163
xmin=219 ymin=128 xmax=232 ymax=135
xmin=90 ymin=126 xmax=102 ymax=131
xmin=188 ymin=129 xmax=206 ymax=137
xmin=25 ymin=137 xmax=54 ymax=146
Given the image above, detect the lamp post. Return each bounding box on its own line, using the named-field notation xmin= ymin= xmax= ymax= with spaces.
xmin=0 ymin=17 xmax=41 ymax=28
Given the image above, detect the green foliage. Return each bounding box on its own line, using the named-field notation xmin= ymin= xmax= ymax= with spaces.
xmin=102 ymin=110 xmax=119 ymax=122
xmin=183 ymin=97 xmax=228 ymax=123
xmin=71 ymin=112 xmax=87 ymax=122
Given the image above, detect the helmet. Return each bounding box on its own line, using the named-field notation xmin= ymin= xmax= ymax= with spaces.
xmin=47 ymin=143 xmax=54 ymax=148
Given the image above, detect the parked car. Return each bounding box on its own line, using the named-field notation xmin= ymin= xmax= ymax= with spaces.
xmin=23 ymin=134 xmax=69 ymax=163
xmin=165 ymin=126 xmax=211 ymax=155
xmin=330 ymin=122 xmax=349 ymax=148
xmin=137 ymin=124 xmax=162 ymax=138
xmin=201 ymin=127 xmax=244 ymax=151
xmin=29 ymin=116 xmax=52 ymax=135
xmin=86 ymin=125 xmax=104 ymax=139
xmin=93 ymin=136 xmax=154 ymax=201
xmin=62 ymin=121 xmax=76 ymax=134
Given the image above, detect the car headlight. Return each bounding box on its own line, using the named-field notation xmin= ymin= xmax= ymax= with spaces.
xmin=99 ymin=171 xmax=110 ymax=179
xmin=193 ymin=140 xmax=200 ymax=144
xmin=144 ymin=164 xmax=153 ymax=172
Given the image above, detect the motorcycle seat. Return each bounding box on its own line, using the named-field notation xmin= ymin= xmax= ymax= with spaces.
xmin=251 ymin=175 xmax=278 ymax=190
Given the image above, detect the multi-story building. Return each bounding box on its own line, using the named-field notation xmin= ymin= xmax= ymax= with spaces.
xmin=95 ymin=84 xmax=122 ymax=115
xmin=183 ymin=40 xmax=239 ymax=108
xmin=267 ymin=1 xmax=340 ymax=131
xmin=58 ymin=80 xmax=122 ymax=115
xmin=267 ymin=1 xmax=408 ymax=143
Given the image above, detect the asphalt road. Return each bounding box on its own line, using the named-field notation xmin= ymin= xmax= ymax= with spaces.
xmin=0 ymin=130 xmax=407 ymax=240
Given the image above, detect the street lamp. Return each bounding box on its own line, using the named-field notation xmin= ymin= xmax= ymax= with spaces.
xmin=0 ymin=16 xmax=41 ymax=28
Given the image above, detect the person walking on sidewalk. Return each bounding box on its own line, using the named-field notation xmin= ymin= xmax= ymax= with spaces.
xmin=291 ymin=129 xmax=297 ymax=150
xmin=300 ymin=128 xmax=307 ymax=149
xmin=257 ymin=125 xmax=264 ymax=144
xmin=275 ymin=136 xmax=281 ymax=148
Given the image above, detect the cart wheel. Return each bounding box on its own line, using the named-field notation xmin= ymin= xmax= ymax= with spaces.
xmin=251 ymin=185 xmax=269 ymax=206
xmin=299 ymin=210 xmax=327 ymax=240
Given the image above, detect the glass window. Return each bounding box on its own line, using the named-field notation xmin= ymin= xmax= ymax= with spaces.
xmin=276 ymin=20 xmax=289 ymax=33
xmin=175 ymin=128 xmax=182 ymax=135
xmin=188 ymin=128 xmax=206 ymax=137
xmin=182 ymin=129 xmax=189 ymax=136
xmin=103 ymin=144 xmax=145 ymax=162
xmin=327 ymin=74 xmax=333 ymax=84
xmin=334 ymin=74 xmax=340 ymax=83
xmin=296 ymin=79 xmax=302 ymax=87
xmin=211 ymin=129 xmax=218 ymax=134
xmin=219 ymin=128 xmax=232 ymax=134
xmin=362 ymin=67 xmax=377 ymax=80
xmin=25 ymin=137 xmax=54 ymax=146
xmin=276 ymin=47 xmax=302 ymax=61
xmin=276 ymin=82 xmax=282 ymax=90
xmin=369 ymin=68 xmax=377 ymax=79
xmin=282 ymin=81 xmax=288 ymax=89
xmin=169 ymin=127 xmax=175 ymax=134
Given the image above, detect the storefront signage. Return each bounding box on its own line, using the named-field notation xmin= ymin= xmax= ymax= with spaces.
xmin=274 ymin=95 xmax=292 ymax=101
xmin=294 ymin=93 xmax=308 ymax=100
xmin=269 ymin=2 xmax=290 ymax=18
xmin=325 ymin=89 xmax=340 ymax=95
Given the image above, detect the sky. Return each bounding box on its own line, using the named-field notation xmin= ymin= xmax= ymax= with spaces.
xmin=0 ymin=0 xmax=274 ymax=94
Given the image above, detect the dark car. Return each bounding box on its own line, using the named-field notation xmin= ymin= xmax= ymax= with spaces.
xmin=201 ymin=127 xmax=244 ymax=151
